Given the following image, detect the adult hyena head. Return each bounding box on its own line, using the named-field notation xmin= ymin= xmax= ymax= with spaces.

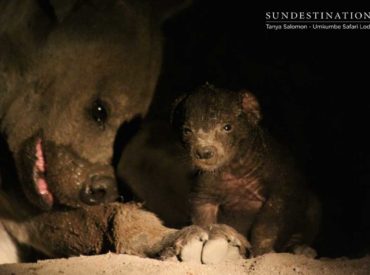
xmin=0 ymin=0 xmax=190 ymax=211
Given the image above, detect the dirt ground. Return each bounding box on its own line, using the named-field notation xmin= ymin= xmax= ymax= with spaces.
xmin=0 ymin=253 xmax=369 ymax=275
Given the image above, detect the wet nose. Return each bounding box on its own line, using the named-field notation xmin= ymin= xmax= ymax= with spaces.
xmin=195 ymin=146 xmax=215 ymax=160
xmin=80 ymin=175 xmax=117 ymax=205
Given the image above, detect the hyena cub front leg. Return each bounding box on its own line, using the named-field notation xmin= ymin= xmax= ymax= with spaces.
xmin=191 ymin=199 xmax=250 ymax=262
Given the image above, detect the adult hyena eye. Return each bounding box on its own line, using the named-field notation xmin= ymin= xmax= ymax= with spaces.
xmin=183 ymin=126 xmax=192 ymax=136
xmin=91 ymin=99 xmax=108 ymax=127
xmin=223 ymin=124 xmax=232 ymax=132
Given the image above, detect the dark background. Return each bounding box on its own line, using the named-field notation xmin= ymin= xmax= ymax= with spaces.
xmin=149 ymin=2 xmax=370 ymax=258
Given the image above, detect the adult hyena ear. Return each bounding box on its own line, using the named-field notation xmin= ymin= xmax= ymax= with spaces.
xmin=47 ymin=0 xmax=79 ymax=22
xmin=48 ymin=0 xmax=192 ymax=24
xmin=151 ymin=0 xmax=192 ymax=23
xmin=240 ymin=90 xmax=262 ymax=125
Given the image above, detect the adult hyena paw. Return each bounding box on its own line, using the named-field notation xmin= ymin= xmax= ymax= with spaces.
xmin=202 ymin=224 xmax=251 ymax=264
xmin=159 ymin=225 xmax=209 ymax=263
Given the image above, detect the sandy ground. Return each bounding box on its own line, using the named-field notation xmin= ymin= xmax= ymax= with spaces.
xmin=0 ymin=253 xmax=369 ymax=275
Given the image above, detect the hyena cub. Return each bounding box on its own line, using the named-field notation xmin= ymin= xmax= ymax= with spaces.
xmin=172 ymin=83 xmax=321 ymax=257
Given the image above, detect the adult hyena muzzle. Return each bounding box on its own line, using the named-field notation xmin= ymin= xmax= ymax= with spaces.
xmin=17 ymin=132 xmax=118 ymax=210
xmin=79 ymin=167 xmax=118 ymax=206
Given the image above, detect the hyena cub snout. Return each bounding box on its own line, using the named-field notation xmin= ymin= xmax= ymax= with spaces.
xmin=194 ymin=145 xmax=216 ymax=160
xmin=190 ymin=135 xmax=227 ymax=170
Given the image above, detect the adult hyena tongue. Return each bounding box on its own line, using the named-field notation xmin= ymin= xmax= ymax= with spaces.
xmin=35 ymin=139 xmax=53 ymax=207
xmin=16 ymin=134 xmax=54 ymax=211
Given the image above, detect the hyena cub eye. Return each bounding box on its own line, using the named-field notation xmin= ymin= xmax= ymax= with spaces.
xmin=182 ymin=126 xmax=193 ymax=136
xmin=222 ymin=123 xmax=233 ymax=132
xmin=90 ymin=98 xmax=109 ymax=129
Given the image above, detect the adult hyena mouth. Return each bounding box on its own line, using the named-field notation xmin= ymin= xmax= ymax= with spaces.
xmin=33 ymin=138 xmax=53 ymax=207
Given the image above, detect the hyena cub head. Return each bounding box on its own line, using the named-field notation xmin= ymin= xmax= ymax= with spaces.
xmin=172 ymin=83 xmax=262 ymax=171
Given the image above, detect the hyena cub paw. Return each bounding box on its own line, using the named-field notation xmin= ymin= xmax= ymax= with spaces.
xmin=202 ymin=224 xmax=251 ymax=264
xmin=159 ymin=225 xmax=209 ymax=263
xmin=292 ymin=244 xmax=317 ymax=258
xmin=160 ymin=224 xmax=249 ymax=264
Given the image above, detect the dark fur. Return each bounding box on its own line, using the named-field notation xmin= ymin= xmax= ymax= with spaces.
xmin=172 ymin=84 xmax=321 ymax=256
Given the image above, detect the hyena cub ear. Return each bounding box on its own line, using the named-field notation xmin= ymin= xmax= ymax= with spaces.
xmin=170 ymin=94 xmax=188 ymax=130
xmin=240 ymin=90 xmax=262 ymax=125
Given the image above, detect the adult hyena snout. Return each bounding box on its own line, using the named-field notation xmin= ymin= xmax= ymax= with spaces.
xmin=195 ymin=146 xmax=216 ymax=160
xmin=80 ymin=173 xmax=118 ymax=205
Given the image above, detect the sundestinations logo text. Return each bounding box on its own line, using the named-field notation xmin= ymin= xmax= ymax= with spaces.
xmin=265 ymin=11 xmax=370 ymax=30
